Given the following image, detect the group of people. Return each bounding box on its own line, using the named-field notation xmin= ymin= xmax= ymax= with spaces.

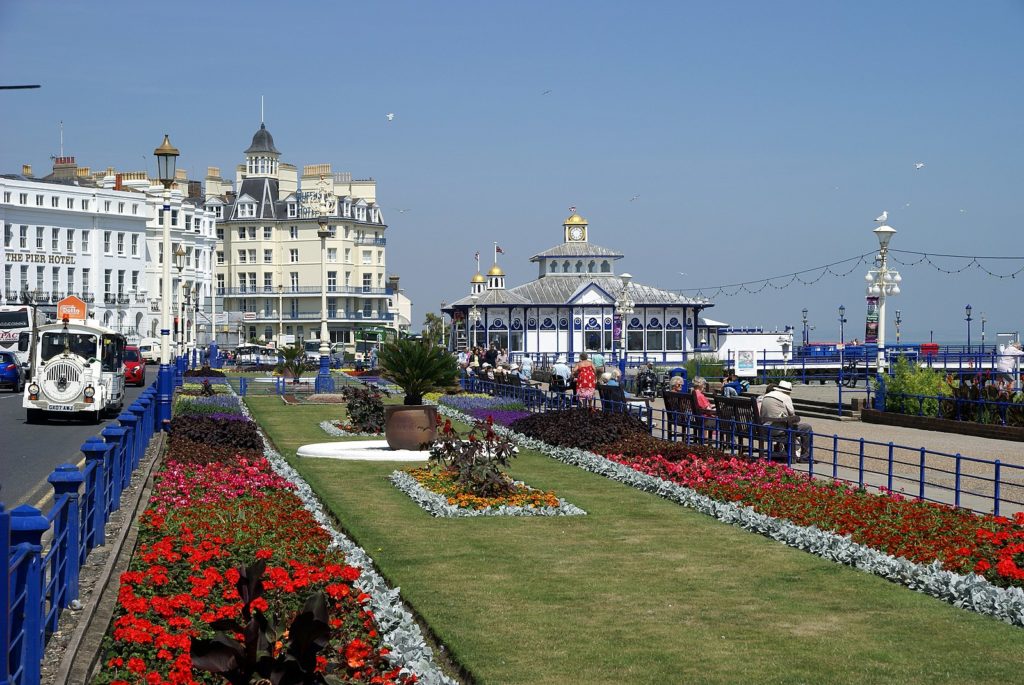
xmin=459 ymin=344 xmax=535 ymax=385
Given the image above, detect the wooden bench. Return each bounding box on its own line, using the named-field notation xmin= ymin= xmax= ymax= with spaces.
xmin=663 ymin=390 xmax=711 ymax=444
xmin=714 ymin=394 xmax=792 ymax=460
xmin=598 ymin=384 xmax=650 ymax=421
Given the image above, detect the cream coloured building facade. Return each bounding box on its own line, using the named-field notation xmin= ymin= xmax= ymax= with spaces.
xmin=206 ymin=123 xmax=404 ymax=352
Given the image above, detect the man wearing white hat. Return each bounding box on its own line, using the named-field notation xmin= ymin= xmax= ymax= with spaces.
xmin=759 ymin=380 xmax=812 ymax=462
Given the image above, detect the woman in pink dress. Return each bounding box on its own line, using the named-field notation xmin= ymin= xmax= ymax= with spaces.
xmin=573 ymin=352 xmax=597 ymax=405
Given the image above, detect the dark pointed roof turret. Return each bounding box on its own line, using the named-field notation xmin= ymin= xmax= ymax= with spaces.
xmin=244 ymin=123 xmax=280 ymax=155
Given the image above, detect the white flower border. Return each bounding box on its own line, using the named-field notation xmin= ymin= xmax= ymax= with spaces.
xmin=435 ymin=403 xmax=1024 ymax=627
xmin=389 ymin=470 xmax=587 ymax=518
xmin=236 ymin=399 xmax=458 ymax=684
xmin=319 ymin=420 xmax=386 ymax=438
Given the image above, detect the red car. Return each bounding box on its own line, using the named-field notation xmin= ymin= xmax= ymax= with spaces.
xmin=124 ymin=345 xmax=146 ymax=386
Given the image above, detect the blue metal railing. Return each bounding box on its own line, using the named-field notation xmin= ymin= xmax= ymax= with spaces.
xmin=2 ymin=381 xmax=159 ymax=685
xmin=883 ymin=391 xmax=1024 ymax=426
xmin=462 ymin=378 xmax=1023 ymax=517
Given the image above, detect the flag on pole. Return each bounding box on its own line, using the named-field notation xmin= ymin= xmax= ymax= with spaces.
xmin=496 ymin=245 xmax=504 ymax=254
xmin=475 ymin=251 xmax=480 ymax=261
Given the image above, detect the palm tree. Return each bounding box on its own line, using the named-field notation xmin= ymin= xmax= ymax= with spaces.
xmin=422 ymin=312 xmax=446 ymax=347
xmin=378 ymin=337 xmax=459 ymax=405
xmin=279 ymin=344 xmax=307 ymax=384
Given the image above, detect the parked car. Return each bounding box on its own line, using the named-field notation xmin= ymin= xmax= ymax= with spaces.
xmin=0 ymin=350 xmax=26 ymax=393
xmin=123 ymin=345 xmax=147 ymax=386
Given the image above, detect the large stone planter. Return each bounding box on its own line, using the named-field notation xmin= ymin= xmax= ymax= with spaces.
xmin=384 ymin=405 xmax=438 ymax=450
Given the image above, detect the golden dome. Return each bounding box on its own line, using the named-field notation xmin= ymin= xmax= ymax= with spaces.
xmin=471 ymin=272 xmax=486 ymax=283
xmin=564 ymin=213 xmax=587 ymax=225
xmin=487 ymin=264 xmax=505 ymax=276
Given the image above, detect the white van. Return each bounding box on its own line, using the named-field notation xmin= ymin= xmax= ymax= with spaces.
xmin=138 ymin=337 xmax=161 ymax=362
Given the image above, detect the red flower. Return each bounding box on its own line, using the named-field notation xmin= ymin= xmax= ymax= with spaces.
xmin=345 ymin=638 xmax=372 ymax=668
xmin=127 ymin=657 xmax=147 ymax=674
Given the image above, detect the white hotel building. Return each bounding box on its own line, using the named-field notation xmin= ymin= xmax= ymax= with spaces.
xmin=204 ymin=123 xmax=408 ymax=351
xmin=1 ymin=158 xmax=216 ymax=343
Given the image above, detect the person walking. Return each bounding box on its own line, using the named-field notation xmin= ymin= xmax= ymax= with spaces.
xmin=573 ymin=352 xmax=597 ymax=405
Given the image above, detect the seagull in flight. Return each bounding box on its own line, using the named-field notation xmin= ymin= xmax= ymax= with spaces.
xmin=541 ymin=89 xmax=552 ymax=95
xmin=874 ymin=210 xmax=888 ymax=223
xmin=629 ymin=194 xmax=640 ymax=202
xmin=914 ymin=162 xmax=925 ymax=170
xmin=385 ymin=113 xmax=395 ymax=121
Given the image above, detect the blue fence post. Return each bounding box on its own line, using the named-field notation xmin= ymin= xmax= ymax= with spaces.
xmin=918 ymin=447 xmax=927 ymax=501
xmin=101 ymin=426 xmax=128 ymax=511
xmin=9 ymin=505 xmax=49 ymax=685
xmin=118 ymin=412 xmax=140 ymax=477
xmin=0 ymin=504 xmax=9 ymax=685
xmin=129 ymin=403 xmax=147 ymax=466
xmin=857 ymin=438 xmax=865 ymax=488
xmin=240 ymin=377 xmax=248 ymax=396
xmin=954 ymin=454 xmax=962 ymax=509
xmin=993 ymin=460 xmax=1002 ymax=517
xmin=48 ymin=464 xmax=84 ymax=608
xmin=81 ymin=438 xmax=110 ymax=544
xmin=886 ymin=443 xmax=895 ymax=492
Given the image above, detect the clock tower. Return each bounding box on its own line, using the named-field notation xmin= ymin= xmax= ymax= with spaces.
xmin=563 ymin=211 xmax=588 ymax=242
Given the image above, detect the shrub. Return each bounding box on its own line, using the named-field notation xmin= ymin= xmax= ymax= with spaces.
xmin=881 ymin=357 xmax=950 ymax=416
xmin=510 ymin=408 xmax=648 ymax=451
xmin=166 ymin=437 xmax=264 ymax=465
xmin=378 ymin=338 xmax=459 ymax=405
xmin=184 ymin=366 xmax=225 ymax=378
xmin=429 ymin=417 xmax=518 ymax=497
xmin=169 ymin=414 xmax=263 ymax=450
xmin=340 ymin=385 xmax=385 ymax=433
xmin=597 ymin=433 xmax=726 ymax=462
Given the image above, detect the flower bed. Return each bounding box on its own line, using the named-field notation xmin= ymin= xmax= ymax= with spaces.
xmin=434 ymin=394 xmax=532 ymax=426
xmin=390 ymin=469 xmax=585 ymax=518
xmin=442 ymin=404 xmax=1024 ymax=625
xmin=95 ymin=393 xmax=455 ymax=685
xmin=320 ymin=420 xmax=384 ymax=438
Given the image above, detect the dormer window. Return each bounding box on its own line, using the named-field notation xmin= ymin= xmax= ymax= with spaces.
xmin=287 ymin=202 xmax=297 ymax=218
xmin=343 ymin=201 xmax=351 ymax=218
xmin=237 ymin=202 xmax=256 ymax=218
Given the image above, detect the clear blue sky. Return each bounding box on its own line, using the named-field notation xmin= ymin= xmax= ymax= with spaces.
xmin=3 ymin=0 xmax=1023 ymax=343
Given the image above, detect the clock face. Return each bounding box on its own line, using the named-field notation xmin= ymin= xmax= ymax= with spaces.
xmin=569 ymin=226 xmax=584 ymax=241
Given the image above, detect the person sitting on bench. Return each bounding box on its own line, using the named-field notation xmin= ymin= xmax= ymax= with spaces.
xmin=758 ymin=380 xmax=812 ymax=463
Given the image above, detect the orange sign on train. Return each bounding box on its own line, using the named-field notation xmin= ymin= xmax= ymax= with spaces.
xmin=57 ymin=295 xmax=87 ymax=321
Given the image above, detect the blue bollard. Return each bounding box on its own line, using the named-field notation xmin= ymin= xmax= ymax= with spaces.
xmin=101 ymin=426 xmax=128 ymax=511
xmin=10 ymin=504 xmax=49 ymax=685
xmin=118 ymin=412 xmax=141 ymax=474
xmin=80 ymin=438 xmax=111 ymax=547
xmin=157 ymin=362 xmax=174 ymax=431
xmin=48 ymin=464 xmax=84 ymax=608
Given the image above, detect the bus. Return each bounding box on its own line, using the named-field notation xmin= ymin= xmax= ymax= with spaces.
xmin=0 ymin=305 xmax=46 ymax=371
xmin=355 ymin=327 xmax=396 ymax=361
xmin=23 ymin=316 xmax=126 ymax=423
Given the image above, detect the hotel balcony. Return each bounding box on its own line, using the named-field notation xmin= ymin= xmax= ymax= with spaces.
xmin=353 ymin=237 xmax=387 ymax=246
xmin=219 ymin=286 xmax=394 ymax=297
xmin=234 ymin=310 xmax=395 ymax=322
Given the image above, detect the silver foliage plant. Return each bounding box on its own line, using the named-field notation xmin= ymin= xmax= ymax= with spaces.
xmin=319 ymin=419 xmax=385 ymax=438
xmin=389 ymin=470 xmax=587 ymax=518
xmin=236 ymin=399 xmax=459 ymax=684
xmin=435 ymin=403 xmax=1024 ymax=627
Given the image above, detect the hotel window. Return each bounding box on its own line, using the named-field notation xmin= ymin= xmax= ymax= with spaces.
xmin=248 ymin=273 xmax=256 ymax=291
xmin=362 ymin=273 xmax=372 ymax=292
xmin=344 ymin=271 xmax=351 ymax=287
xmin=132 ymin=271 xmax=139 ymax=291
xmin=289 ymin=249 xmax=299 ymax=263
xmin=36 ymin=194 xmax=44 ymax=206
xmin=216 ymin=227 xmax=224 ymax=240
xmin=289 ymin=226 xmax=298 ymax=240
xmin=2 ymin=191 xmax=9 ymax=202
xmin=19 ymin=193 xmax=28 ymax=204
xmin=20 ymin=265 xmax=28 ymax=291
xmin=171 ymin=210 xmax=179 ymax=226
xmin=35 ymin=267 xmax=43 ymax=290
xmin=35 ymin=227 xmax=43 ymax=250
xmin=328 ymin=298 xmax=337 ymax=318
xmin=216 ymin=251 xmax=224 ymax=265
xmin=20 ymin=226 xmax=28 ymax=249
xmin=132 ymin=203 xmax=139 ymax=215
xmin=212 ymin=205 xmax=223 ymax=219
xmin=4 ymin=265 xmax=11 ymax=293
xmin=51 ymin=196 xmax=59 ymax=208
xmin=361 ymin=250 xmax=371 ymax=265
xmin=66 ymin=229 xmax=74 ymax=251
xmin=104 ymin=201 xmax=111 ymax=212
xmin=248 ymin=226 xmax=256 ymax=239
xmin=103 ymin=231 xmax=112 ymax=254
xmin=131 ymin=234 xmax=139 ymax=256
xmin=343 ymin=226 xmax=350 ymax=239
xmin=238 ymin=249 xmax=247 ymax=264
xmin=3 ymin=224 xmax=12 ymax=248
xmin=82 ymin=230 xmax=90 ymax=253
xmin=216 ymin=274 xmax=225 ymax=293
xmin=327 ymin=271 xmax=337 ymax=292
xmin=81 ymin=199 xmax=89 ymax=211
xmin=377 ymin=273 xmax=384 ymax=288
xmin=185 ymin=215 xmax=192 ymax=231
xmin=118 ymin=202 xmax=125 ymax=213
xmin=117 ymin=232 xmax=125 ymax=255
xmin=237 ymin=203 xmax=255 ymax=218
xmin=117 ymin=270 xmax=125 ymax=295
xmin=327 ymin=248 xmax=337 ymax=262
xmin=290 ymin=272 xmax=299 ymax=290
xmin=67 ymin=268 xmax=74 ymax=293
xmin=82 ymin=268 xmax=90 ymax=293
xmin=238 ymin=274 xmax=247 ymax=291
xmin=52 ymin=269 xmax=59 ymax=295
xmin=263 ymin=226 xmax=272 ymax=240
xmin=186 ymin=249 xmax=192 ymax=267
xmin=344 ymin=248 xmax=351 ymax=263
xmin=66 ymin=198 xmax=73 ymax=209
xmin=263 ymin=273 xmax=273 ymax=291
xmin=377 ymin=250 xmax=383 ymax=264
xmin=263 ymin=249 xmax=273 ymax=263
xmin=52 ymin=228 xmax=59 ymax=251
xmin=104 ymin=269 xmax=112 ymax=296
xmin=287 ymin=203 xmax=297 ymax=218
xmin=238 ymin=227 xmax=246 ymax=240
xmin=248 ymin=249 xmax=256 ymax=264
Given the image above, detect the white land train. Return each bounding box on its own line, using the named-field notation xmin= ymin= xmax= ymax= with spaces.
xmin=23 ymin=317 xmax=126 ymax=424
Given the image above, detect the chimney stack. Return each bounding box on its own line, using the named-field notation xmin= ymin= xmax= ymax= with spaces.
xmin=52 ymin=156 xmax=78 ymax=179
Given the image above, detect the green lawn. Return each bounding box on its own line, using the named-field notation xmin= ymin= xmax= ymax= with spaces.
xmin=246 ymin=396 xmax=1024 ymax=685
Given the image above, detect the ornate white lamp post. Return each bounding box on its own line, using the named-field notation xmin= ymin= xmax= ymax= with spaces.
xmin=468 ymin=294 xmax=481 ymax=348
xmin=174 ymin=245 xmax=186 ymax=382
xmin=801 ymin=308 xmax=809 ymax=348
xmin=277 ymin=283 xmax=284 ymax=349
xmin=616 ymin=273 xmax=635 ymax=376
xmin=863 ymin=223 xmax=901 ymax=373
xmin=154 ymin=134 xmax=178 ymax=428
xmin=981 ymin=311 xmax=987 ymax=348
